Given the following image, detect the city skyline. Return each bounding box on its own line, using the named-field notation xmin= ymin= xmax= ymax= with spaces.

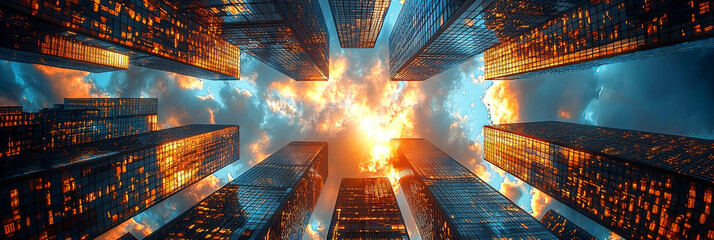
xmin=1 ymin=0 xmax=713 ymax=239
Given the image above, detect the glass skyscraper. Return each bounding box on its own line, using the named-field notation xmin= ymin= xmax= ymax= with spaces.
xmin=484 ymin=121 xmax=714 ymax=239
xmin=0 ymin=98 xmax=158 ymax=158
xmin=0 ymin=124 xmax=239 ymax=240
xmin=391 ymin=138 xmax=557 ymax=239
xmin=0 ymin=0 xmax=240 ymax=79
xmin=329 ymin=0 xmax=390 ymax=48
xmin=175 ymin=0 xmax=330 ymax=81
xmin=484 ymin=0 xmax=714 ymax=80
xmin=327 ymin=177 xmax=409 ymax=240
xmin=147 ymin=141 xmax=327 ymax=239
xmin=540 ymin=210 xmax=597 ymax=240
xmin=389 ymin=0 xmax=582 ymax=81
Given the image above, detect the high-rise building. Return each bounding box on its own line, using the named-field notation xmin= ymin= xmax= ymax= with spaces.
xmin=147 ymin=141 xmax=327 ymax=239
xmin=0 ymin=0 xmax=240 ymax=79
xmin=389 ymin=0 xmax=583 ymax=81
xmin=0 ymin=124 xmax=239 ymax=240
xmin=0 ymin=98 xmax=158 ymax=157
xmin=118 ymin=232 xmax=139 ymax=240
xmin=540 ymin=209 xmax=597 ymax=240
xmin=329 ymin=0 xmax=390 ymax=48
xmin=483 ymin=121 xmax=714 ymax=239
xmin=391 ymin=138 xmax=557 ymax=239
xmin=175 ymin=0 xmax=330 ymax=81
xmin=327 ymin=178 xmax=409 ymax=240
xmin=484 ymin=0 xmax=714 ymax=80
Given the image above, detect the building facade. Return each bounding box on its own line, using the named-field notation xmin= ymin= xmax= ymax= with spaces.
xmin=389 ymin=0 xmax=583 ymax=81
xmin=0 ymin=0 xmax=240 ymax=79
xmin=483 ymin=121 xmax=714 ymax=239
xmin=175 ymin=0 xmax=330 ymax=81
xmin=147 ymin=141 xmax=327 ymax=239
xmin=329 ymin=0 xmax=390 ymax=48
xmin=484 ymin=0 xmax=714 ymax=80
xmin=391 ymin=138 xmax=557 ymax=239
xmin=0 ymin=98 xmax=158 ymax=158
xmin=540 ymin=209 xmax=597 ymax=240
xmin=327 ymin=178 xmax=409 ymax=240
xmin=0 ymin=124 xmax=239 ymax=240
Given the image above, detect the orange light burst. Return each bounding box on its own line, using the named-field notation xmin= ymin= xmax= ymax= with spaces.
xmin=266 ymin=55 xmax=424 ymax=189
xmin=482 ymin=80 xmax=519 ymax=124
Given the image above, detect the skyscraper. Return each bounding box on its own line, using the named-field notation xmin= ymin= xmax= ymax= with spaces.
xmin=147 ymin=141 xmax=327 ymax=239
xmin=483 ymin=121 xmax=714 ymax=239
xmin=389 ymin=0 xmax=583 ymax=81
xmin=391 ymin=138 xmax=557 ymax=239
xmin=0 ymin=124 xmax=239 ymax=240
xmin=329 ymin=0 xmax=390 ymax=48
xmin=0 ymin=98 xmax=158 ymax=157
xmin=484 ymin=0 xmax=714 ymax=80
xmin=0 ymin=0 xmax=240 ymax=79
xmin=327 ymin=178 xmax=409 ymax=240
xmin=540 ymin=210 xmax=597 ymax=240
xmin=175 ymin=0 xmax=330 ymax=81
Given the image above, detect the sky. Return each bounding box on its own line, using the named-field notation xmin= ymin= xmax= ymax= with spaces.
xmin=1 ymin=0 xmax=714 ymax=239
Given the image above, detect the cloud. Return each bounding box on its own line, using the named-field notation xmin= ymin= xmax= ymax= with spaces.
xmin=529 ymin=188 xmax=554 ymax=219
xmin=305 ymin=222 xmax=325 ymax=240
xmin=499 ymin=178 xmax=525 ymax=203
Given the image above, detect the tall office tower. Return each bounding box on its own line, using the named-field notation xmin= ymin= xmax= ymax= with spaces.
xmin=147 ymin=141 xmax=327 ymax=239
xmin=329 ymin=0 xmax=390 ymax=48
xmin=391 ymin=138 xmax=557 ymax=239
xmin=0 ymin=0 xmax=240 ymax=79
xmin=483 ymin=121 xmax=714 ymax=239
xmin=0 ymin=98 xmax=158 ymax=157
xmin=0 ymin=124 xmax=239 ymax=240
xmin=327 ymin=178 xmax=409 ymax=240
xmin=485 ymin=0 xmax=714 ymax=80
xmin=388 ymin=0 xmax=583 ymax=81
xmin=175 ymin=0 xmax=330 ymax=81
xmin=540 ymin=210 xmax=597 ymax=240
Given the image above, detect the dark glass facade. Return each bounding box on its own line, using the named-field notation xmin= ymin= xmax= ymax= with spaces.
xmin=175 ymin=0 xmax=330 ymax=81
xmin=147 ymin=141 xmax=327 ymax=239
xmin=483 ymin=121 xmax=714 ymax=239
xmin=540 ymin=209 xmax=597 ymax=240
xmin=391 ymin=138 xmax=557 ymax=239
xmin=0 ymin=98 xmax=157 ymax=158
xmin=327 ymin=178 xmax=409 ymax=240
xmin=329 ymin=0 xmax=390 ymax=48
xmin=484 ymin=0 xmax=714 ymax=80
xmin=0 ymin=0 xmax=240 ymax=79
xmin=389 ymin=0 xmax=582 ymax=81
xmin=0 ymin=124 xmax=239 ymax=240
xmin=118 ymin=232 xmax=139 ymax=240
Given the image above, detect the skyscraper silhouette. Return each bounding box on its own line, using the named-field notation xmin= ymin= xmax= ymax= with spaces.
xmin=0 ymin=124 xmax=239 ymax=239
xmin=327 ymin=177 xmax=409 ymax=239
xmin=484 ymin=121 xmax=714 ymax=239
xmin=391 ymin=138 xmax=557 ymax=239
xmin=147 ymin=141 xmax=327 ymax=239
xmin=329 ymin=0 xmax=390 ymax=48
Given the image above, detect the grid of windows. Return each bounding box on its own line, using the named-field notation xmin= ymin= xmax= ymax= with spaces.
xmin=40 ymin=35 xmax=129 ymax=70
xmin=174 ymin=0 xmax=329 ymax=81
xmin=0 ymin=124 xmax=239 ymax=240
xmin=327 ymin=178 xmax=409 ymax=239
xmin=389 ymin=0 xmax=582 ymax=81
xmin=0 ymin=0 xmax=240 ymax=79
xmin=484 ymin=0 xmax=714 ymax=80
xmin=147 ymin=141 xmax=328 ymax=239
xmin=483 ymin=121 xmax=714 ymax=239
xmin=392 ymin=138 xmax=557 ymax=239
xmin=0 ymin=98 xmax=158 ymax=158
xmin=0 ymin=9 xmax=128 ymax=72
xmin=540 ymin=209 xmax=597 ymax=240
xmin=329 ymin=0 xmax=390 ymax=48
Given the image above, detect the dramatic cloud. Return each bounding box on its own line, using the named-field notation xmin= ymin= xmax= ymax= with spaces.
xmin=499 ymin=178 xmax=525 ymax=203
